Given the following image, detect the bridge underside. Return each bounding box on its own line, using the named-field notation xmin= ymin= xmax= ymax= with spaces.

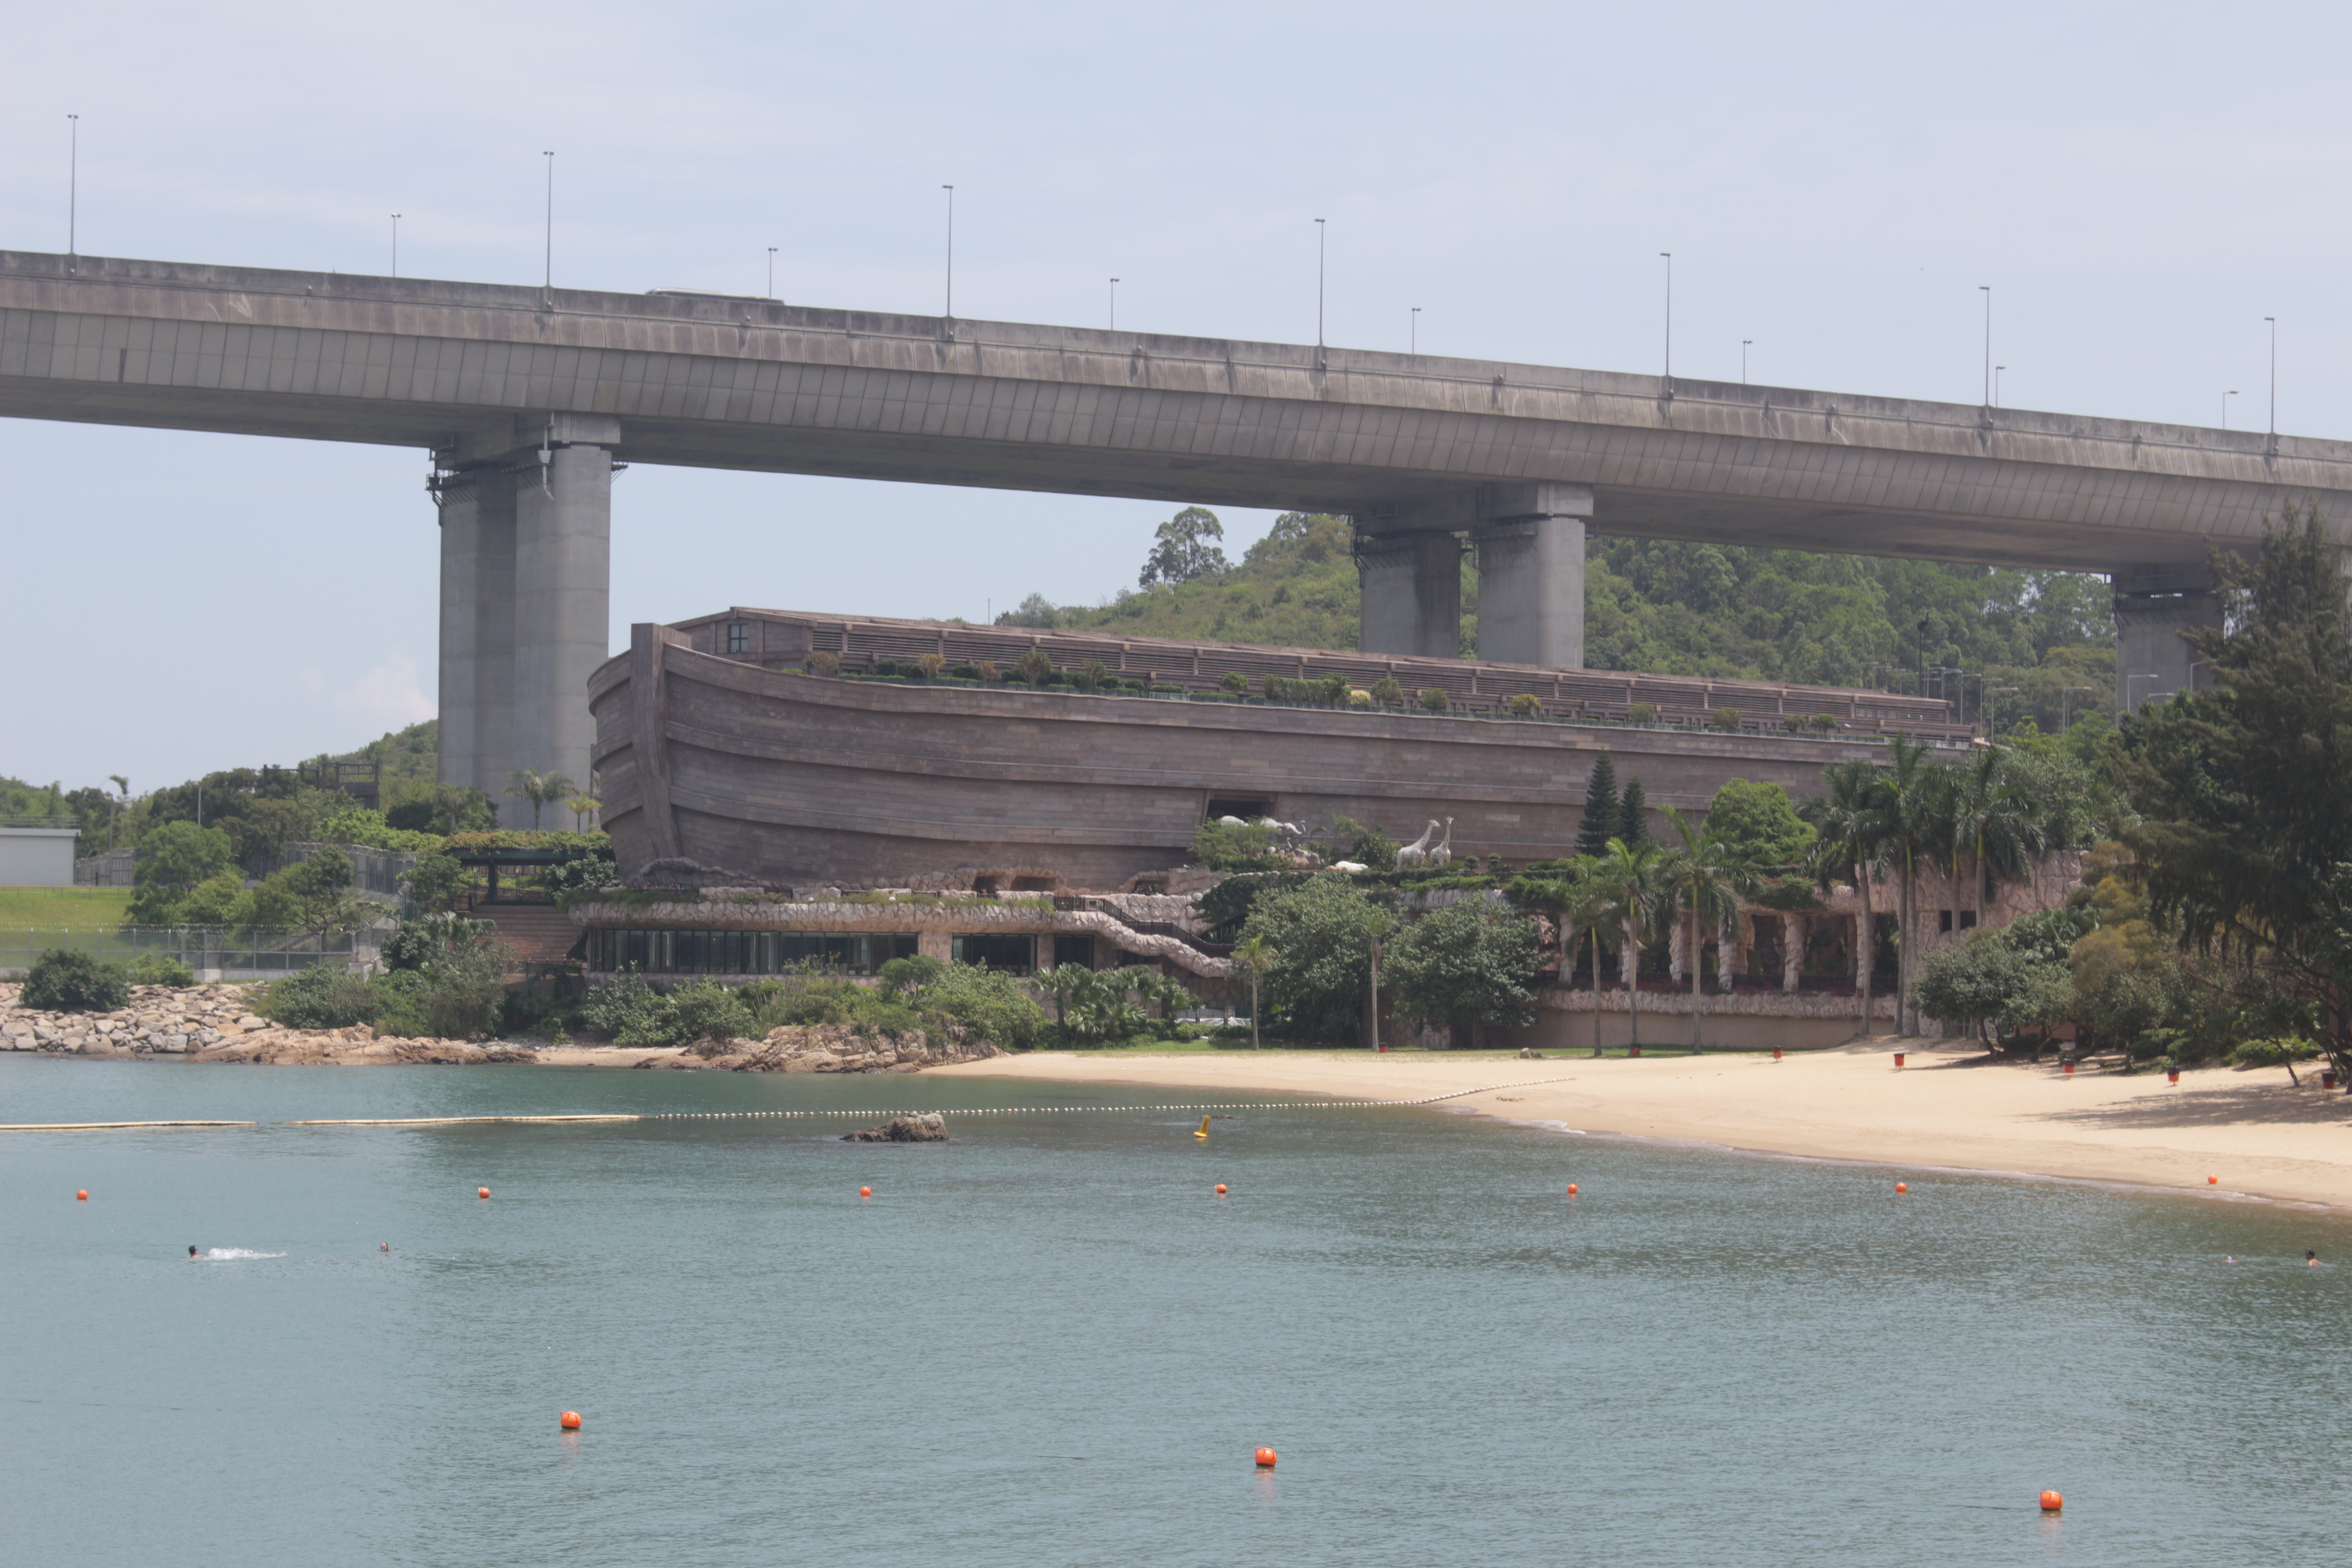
xmin=7 ymin=250 xmax=2335 ymax=801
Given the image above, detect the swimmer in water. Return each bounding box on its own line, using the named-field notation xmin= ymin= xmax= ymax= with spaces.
xmin=380 ymin=1242 xmax=390 ymax=1253
xmin=2225 ymin=1255 xmax=2237 ymax=1264
xmin=189 ymin=1245 xmax=201 ymax=1260
xmin=2309 ymin=1250 xmax=2320 ymax=1266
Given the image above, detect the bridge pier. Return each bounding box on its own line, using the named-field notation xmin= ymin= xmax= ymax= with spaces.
xmin=436 ymin=416 xmax=617 ymax=823
xmin=2113 ymin=562 xmax=2222 ymax=714
xmin=1357 ymin=482 xmax=1591 ymax=668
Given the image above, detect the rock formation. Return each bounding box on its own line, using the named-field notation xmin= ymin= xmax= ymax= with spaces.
xmin=841 ymin=1113 xmax=949 ymax=1142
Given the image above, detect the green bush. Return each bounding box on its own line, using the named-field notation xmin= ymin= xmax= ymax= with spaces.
xmin=580 ymin=975 xmax=754 ymax=1046
xmin=21 ymin=950 xmax=132 ymax=1012
xmin=1385 ymin=902 xmax=1541 ymax=1034
xmin=1192 ymin=818 xmax=1281 ymax=871
xmin=877 ymin=955 xmax=947 ymax=995
xmin=2227 ymin=1037 xmax=2321 ymax=1068
xmin=1419 ymin=687 xmax=1450 ymax=713
xmin=918 ymin=961 xmax=1046 ymax=1048
xmin=126 ymin=821 xmax=236 ymax=924
xmin=259 ymin=964 xmax=383 ymax=1029
xmin=122 ymin=952 xmax=196 ymax=986
xmin=666 ymin=981 xmax=756 ymax=1044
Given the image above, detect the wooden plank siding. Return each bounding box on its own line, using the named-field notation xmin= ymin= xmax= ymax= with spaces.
xmin=591 ymin=619 xmax=1972 ymax=891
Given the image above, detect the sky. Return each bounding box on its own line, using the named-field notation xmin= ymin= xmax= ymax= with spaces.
xmin=5 ymin=0 xmax=2349 ymax=789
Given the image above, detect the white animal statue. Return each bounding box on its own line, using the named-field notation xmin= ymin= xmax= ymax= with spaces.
xmin=1395 ymin=820 xmax=1441 ymax=867
xmin=1217 ymin=815 xmax=1249 ymax=827
xmin=1426 ymin=818 xmax=1455 ymax=868
xmin=1330 ymin=860 xmax=1370 ymax=874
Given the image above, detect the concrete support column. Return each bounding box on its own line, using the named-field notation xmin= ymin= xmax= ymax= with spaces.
xmin=510 ymin=442 xmax=613 ymax=824
xmin=1781 ymin=915 xmax=1803 ymax=994
xmin=1034 ymin=934 xmax=1056 ymax=972
xmin=436 ymin=467 xmax=516 ymax=802
xmin=1357 ymin=530 xmax=1461 ymax=658
xmin=918 ymin=929 xmax=954 ymax=963
xmin=1472 ymin=484 xmax=1592 ymax=668
xmin=2113 ymin=562 xmax=2223 ymax=714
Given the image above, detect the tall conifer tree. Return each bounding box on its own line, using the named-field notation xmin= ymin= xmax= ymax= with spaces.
xmin=1617 ymin=778 xmax=1650 ymax=850
xmin=1577 ymin=753 xmax=1619 ymax=858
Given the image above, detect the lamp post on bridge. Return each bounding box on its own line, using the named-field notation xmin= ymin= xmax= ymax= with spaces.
xmin=767 ymin=247 xmax=777 ymax=300
xmin=66 ymin=114 xmax=79 ymax=270
xmin=1979 ymin=285 xmax=1992 ymax=407
xmin=1742 ymin=339 xmax=1751 ymax=384
xmin=541 ymin=152 xmax=555 ymax=296
xmin=2265 ymin=316 xmax=2278 ymax=445
xmin=1995 ymin=365 xmax=2005 ymax=407
xmin=1411 ymin=305 xmax=1421 ymax=356
xmin=942 ymin=185 xmax=956 ymax=318
xmin=1659 ymin=251 xmax=1673 ymax=391
xmin=1108 ymin=277 xmax=1119 ymax=330
xmin=392 ymin=215 xmax=401 ymax=279
xmin=2125 ymin=670 xmax=2166 ymax=713
xmin=1315 ymin=218 xmax=1327 ymax=353
xmin=2059 ymin=685 xmax=2095 ymax=732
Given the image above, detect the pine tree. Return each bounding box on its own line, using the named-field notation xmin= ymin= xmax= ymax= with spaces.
xmin=1576 ymin=753 xmax=1619 ymax=858
xmin=1617 ymin=778 xmax=1650 ymax=850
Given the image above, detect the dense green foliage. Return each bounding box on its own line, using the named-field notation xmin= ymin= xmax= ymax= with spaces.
xmin=1237 ymin=877 xmax=1387 ymax=1044
xmin=126 ymin=822 xmax=237 ymax=924
xmin=996 ymin=510 xmax=2118 ymax=732
xmin=261 ymin=916 xmax=513 ymax=1039
xmin=20 ymin=950 xmax=132 ymax=1013
xmin=1383 ymin=902 xmax=1541 ymax=1036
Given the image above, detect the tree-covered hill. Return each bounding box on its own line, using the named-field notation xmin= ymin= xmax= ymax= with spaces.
xmin=998 ymin=509 xmax=2118 ymax=738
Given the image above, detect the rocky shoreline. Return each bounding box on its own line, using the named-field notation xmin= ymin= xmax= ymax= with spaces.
xmin=0 ymin=983 xmax=1009 ymax=1073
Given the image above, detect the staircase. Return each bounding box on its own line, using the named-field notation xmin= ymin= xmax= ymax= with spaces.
xmin=466 ymin=901 xmax=585 ymax=967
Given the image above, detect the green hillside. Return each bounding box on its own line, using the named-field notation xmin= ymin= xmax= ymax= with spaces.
xmin=998 ymin=510 xmax=2117 ymax=738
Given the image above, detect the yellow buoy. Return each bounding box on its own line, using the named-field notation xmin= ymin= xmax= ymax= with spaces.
xmin=1195 ymin=1115 xmax=1210 ymax=1141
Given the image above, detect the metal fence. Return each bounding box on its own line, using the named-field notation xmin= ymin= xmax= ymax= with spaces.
xmin=74 ymin=841 xmax=418 ymax=901
xmin=74 ymin=848 xmax=139 ymax=887
xmin=0 ymin=926 xmax=380 ymax=981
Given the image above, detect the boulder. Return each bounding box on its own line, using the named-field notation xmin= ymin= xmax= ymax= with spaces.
xmin=841 ymin=1113 xmax=949 ymax=1143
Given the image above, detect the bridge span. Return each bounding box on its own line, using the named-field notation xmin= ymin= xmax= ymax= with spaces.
xmin=5 ymin=250 xmax=2344 ymax=814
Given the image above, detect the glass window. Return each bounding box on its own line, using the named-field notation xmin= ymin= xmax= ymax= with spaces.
xmin=726 ymin=622 xmax=751 ymax=655
xmin=1052 ymin=935 xmax=1095 ymax=970
xmin=953 ymin=933 xmax=1034 ymax=973
xmin=588 ymin=930 xmax=916 ymax=975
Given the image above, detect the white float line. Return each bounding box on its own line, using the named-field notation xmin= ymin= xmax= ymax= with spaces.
xmin=0 ymin=1120 xmax=260 ymax=1132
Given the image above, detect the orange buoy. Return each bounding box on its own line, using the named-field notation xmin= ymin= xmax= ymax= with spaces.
xmin=1893 ymin=1052 xmax=1906 ymax=1068
xmin=859 ymin=1186 xmax=872 ymax=1198
xmin=1254 ymin=1447 xmax=1277 ymax=1469
xmin=75 ymin=1189 xmax=88 ymax=1201
xmin=2039 ymin=1490 xmax=2063 ymax=1513
xmin=1567 ymin=1183 xmax=1579 ymax=1196
xmin=2208 ymin=1175 xmax=2219 ymax=1185
xmin=1896 ymin=1182 xmax=1908 ymax=1193
xmin=559 ymin=1411 xmax=582 ymax=1430
xmin=1215 ymin=1184 xmax=1227 ymax=1195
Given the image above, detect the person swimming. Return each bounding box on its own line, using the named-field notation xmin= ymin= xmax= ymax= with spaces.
xmin=380 ymin=1242 xmax=390 ymax=1253
xmin=189 ymin=1245 xmax=201 ymax=1260
xmin=2309 ymin=1250 xmax=2320 ymax=1266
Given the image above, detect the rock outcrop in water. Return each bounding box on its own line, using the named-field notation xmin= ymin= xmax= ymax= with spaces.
xmin=841 ymin=1113 xmax=949 ymax=1142
xmin=642 ymin=1024 xmax=1007 ymax=1074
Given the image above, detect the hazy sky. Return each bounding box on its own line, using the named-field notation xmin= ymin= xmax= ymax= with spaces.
xmin=6 ymin=0 xmax=2348 ymax=788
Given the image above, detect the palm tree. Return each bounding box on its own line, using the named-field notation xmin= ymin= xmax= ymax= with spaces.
xmin=1802 ymin=759 xmax=1887 ymax=1037
xmin=505 ymin=769 xmax=578 ymax=830
xmin=1589 ymin=838 xmax=1663 ymax=1049
xmin=1659 ymin=806 xmax=1759 ymax=1051
xmin=1945 ymin=748 xmax=2047 ymax=931
xmin=1873 ymin=733 xmax=1951 ymax=1036
xmin=567 ymin=795 xmax=602 ymax=832
xmin=1563 ymin=860 xmax=1627 ymax=1056
xmin=1233 ymin=934 xmax=1275 ymax=1048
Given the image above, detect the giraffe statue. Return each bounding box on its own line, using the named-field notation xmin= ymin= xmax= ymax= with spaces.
xmin=1395 ymin=819 xmax=1441 ymax=867
xmin=1426 ymin=818 xmax=1455 ymax=868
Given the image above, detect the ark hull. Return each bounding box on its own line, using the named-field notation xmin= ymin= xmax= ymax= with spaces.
xmin=591 ymin=623 xmax=1946 ymax=892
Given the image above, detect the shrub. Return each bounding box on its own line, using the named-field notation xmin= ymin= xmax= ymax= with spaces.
xmin=1506 ymin=693 xmax=1543 ymax=717
xmin=1386 ymin=902 xmax=1542 ymax=1034
xmin=21 ymin=950 xmax=131 ymax=1012
xmin=1016 ymin=650 xmax=1055 ymax=686
xmin=666 ymin=981 xmax=756 ymax=1044
xmin=1372 ymin=675 xmax=1406 ymax=706
xmin=2227 ymin=1037 xmax=2321 ymax=1068
xmin=975 ymin=660 xmax=1000 ymax=683
xmin=1420 ymin=687 xmax=1450 ymax=713
xmin=1220 ymin=671 xmax=1250 ymax=694
xmin=259 ymin=964 xmax=382 ymax=1030
xmin=1783 ymin=716 xmax=1805 ymax=732
xmin=1074 ymin=658 xmax=1110 ymax=691
xmin=807 ymin=650 xmax=840 ymax=676
xmin=878 ymin=954 xmax=948 ymax=995
xmin=1713 ymin=706 xmax=1743 ymax=730
xmin=1315 ymin=673 xmax=1350 ymax=706
xmin=916 ymin=961 xmax=1046 ymax=1048
xmin=1628 ymin=702 xmax=1659 ymax=723
xmin=950 ymin=663 xmax=982 ymax=680
xmin=122 ymin=951 xmax=196 ymax=986
xmin=127 ymin=820 xmax=236 ymax=924
xmin=1192 ymin=818 xmax=1281 ymax=871
xmin=916 ymin=652 xmax=947 ymax=679
xmin=1239 ymin=877 xmax=1388 ymax=1044
xmin=1809 ymin=713 xmax=1838 ymax=731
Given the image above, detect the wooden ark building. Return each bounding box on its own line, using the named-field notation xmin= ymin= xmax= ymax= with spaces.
xmin=588 ymin=608 xmax=1965 ymax=893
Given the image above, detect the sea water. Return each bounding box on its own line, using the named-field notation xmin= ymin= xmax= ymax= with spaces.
xmin=3 ymin=1055 xmax=2347 ymax=1568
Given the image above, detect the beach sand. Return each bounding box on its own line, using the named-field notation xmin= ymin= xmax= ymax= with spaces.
xmin=930 ymin=1040 xmax=2352 ymax=1210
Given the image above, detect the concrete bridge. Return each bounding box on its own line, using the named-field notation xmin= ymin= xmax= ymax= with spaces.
xmin=6 ymin=250 xmax=2347 ymax=813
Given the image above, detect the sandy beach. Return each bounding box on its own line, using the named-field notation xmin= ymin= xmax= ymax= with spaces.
xmin=931 ymin=1040 xmax=2352 ymax=1211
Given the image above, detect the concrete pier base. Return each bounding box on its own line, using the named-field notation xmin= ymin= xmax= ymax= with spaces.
xmin=2113 ymin=562 xmax=2222 ymax=713
xmin=1473 ymin=483 xmax=1591 ymax=668
xmin=1357 ymin=530 xmax=1462 ymax=658
xmin=436 ymin=415 xmax=617 ymax=823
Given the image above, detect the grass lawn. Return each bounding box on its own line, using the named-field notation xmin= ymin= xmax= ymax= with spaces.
xmin=0 ymin=887 xmax=134 ymax=929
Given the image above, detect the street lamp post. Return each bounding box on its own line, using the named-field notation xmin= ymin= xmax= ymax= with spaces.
xmin=1659 ymin=252 xmax=1673 ymax=389
xmin=1108 ymin=277 xmax=1118 ymax=330
xmin=1742 ymin=339 xmax=1751 ymax=384
xmin=66 ymin=114 xmax=79 ymax=267
xmin=767 ymin=246 xmax=777 ymax=299
xmin=2059 ymin=685 xmax=2095 ymax=731
xmin=1315 ymin=219 xmax=1326 ymax=351
xmin=1411 ymin=305 xmax=1421 ymax=356
xmin=542 ymin=152 xmax=554 ymax=295
xmin=2265 ymin=316 xmax=2278 ymax=442
xmin=2124 ymin=671 xmax=2166 ymax=712
xmin=1995 ymin=365 xmax=2005 ymax=407
xmin=1979 ymin=285 xmax=1992 ymax=406
xmin=942 ymin=185 xmax=955 ymax=318
xmin=391 ymin=214 xmax=401 ymax=278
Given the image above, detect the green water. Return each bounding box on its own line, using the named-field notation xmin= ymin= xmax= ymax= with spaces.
xmin=3 ymin=1057 xmax=2347 ymax=1567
